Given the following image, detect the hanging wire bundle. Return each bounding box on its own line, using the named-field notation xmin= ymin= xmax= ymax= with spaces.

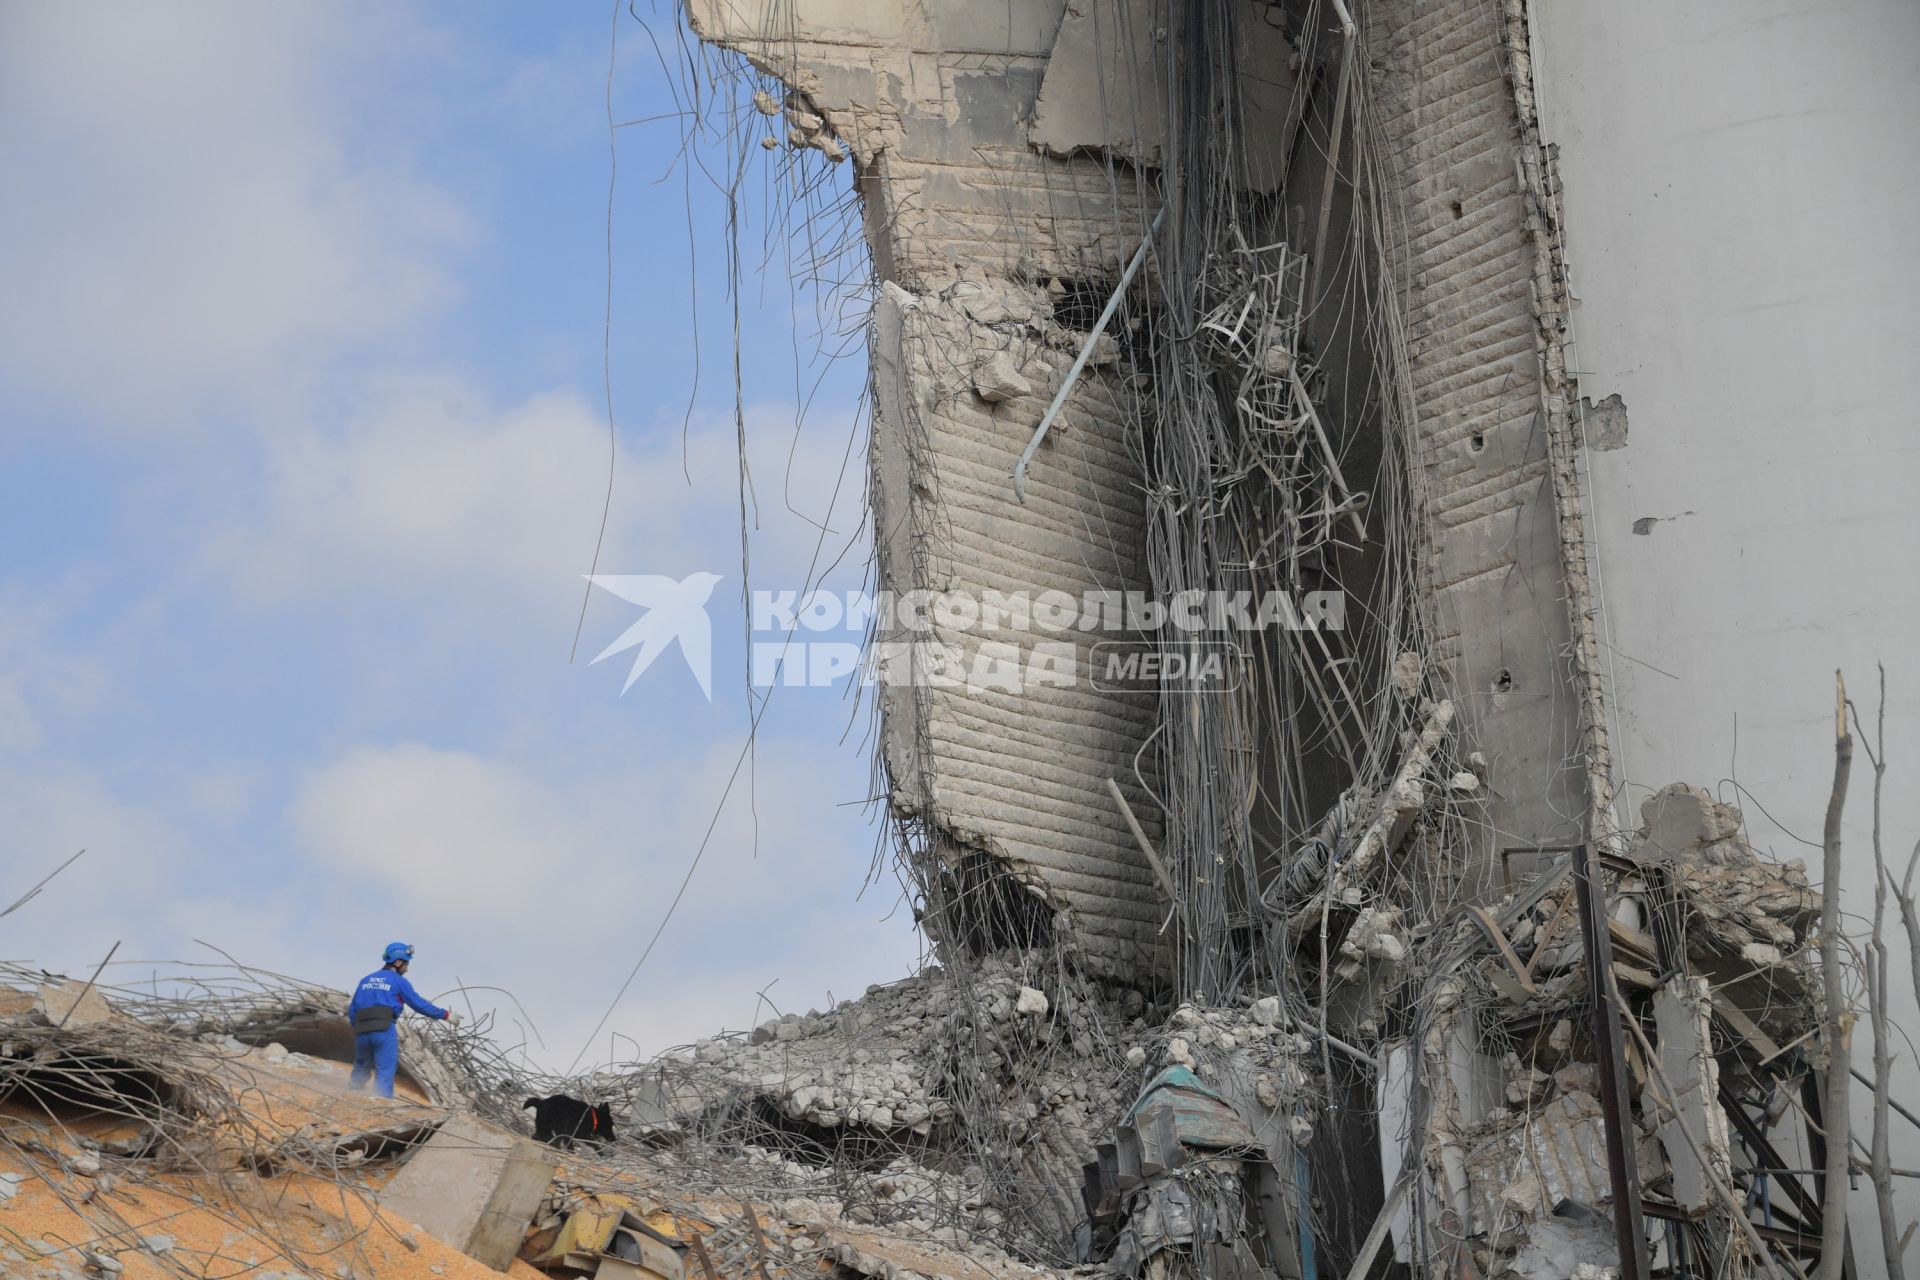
xmin=640 ymin=0 xmax=1470 ymax=1265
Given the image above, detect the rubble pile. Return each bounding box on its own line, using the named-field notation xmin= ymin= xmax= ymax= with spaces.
xmin=620 ymin=955 xmax=1150 ymax=1252
xmin=580 ymin=951 xmax=1328 ymax=1269
xmin=0 ymin=769 xmax=1849 ymax=1280
xmin=1461 ymin=786 xmax=1819 ymax=1040
xmin=0 ymin=976 xmax=521 ymax=1280
xmin=662 ymin=971 xmax=965 ymax=1138
xmin=193 ymin=985 xmax=500 ymax=1115
xmin=1415 ymin=784 xmax=1827 ymax=1279
xmin=670 ymin=0 xmax=1896 ymax=1270
xmin=0 ymin=966 xmax=1093 ymax=1280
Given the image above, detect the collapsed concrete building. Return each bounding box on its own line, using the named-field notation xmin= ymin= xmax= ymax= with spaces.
xmin=1 ymin=3 xmax=1902 ymax=1279
xmin=659 ymin=0 xmax=1905 ymax=1277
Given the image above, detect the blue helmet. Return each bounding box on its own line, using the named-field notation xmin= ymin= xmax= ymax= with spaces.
xmin=383 ymin=941 xmax=415 ymax=965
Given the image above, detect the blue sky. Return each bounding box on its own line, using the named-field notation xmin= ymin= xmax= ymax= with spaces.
xmin=0 ymin=2 xmax=918 ymax=1068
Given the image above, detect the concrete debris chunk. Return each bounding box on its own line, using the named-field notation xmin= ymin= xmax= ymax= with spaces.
xmin=1504 ymin=1202 xmax=1619 ymax=1280
xmin=1546 ymin=1018 xmax=1574 ymax=1054
xmin=1029 ymin=0 xmax=1297 ymax=190
xmin=1649 ymin=976 xmax=1733 ymax=1212
xmin=952 ymin=277 xmax=1041 ymax=326
xmin=1391 ymin=650 xmax=1423 ymax=699
xmin=34 ymin=980 xmax=113 ymax=1029
xmin=1632 ymin=782 xmax=1743 ymax=859
xmin=1464 ymin=1091 xmax=1620 ymax=1232
xmin=379 ymin=1115 xmax=553 ymax=1272
xmin=972 ymin=350 xmax=1032 ymax=403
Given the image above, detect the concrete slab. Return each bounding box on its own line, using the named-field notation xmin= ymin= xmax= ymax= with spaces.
xmin=34 ymin=980 xmax=112 ymax=1028
xmin=1650 ymin=976 xmax=1732 ymax=1213
xmin=1029 ymin=0 xmax=1298 ymax=190
xmin=381 ymin=1115 xmax=553 ymax=1272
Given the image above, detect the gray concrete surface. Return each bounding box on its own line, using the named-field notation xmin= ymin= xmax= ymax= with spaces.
xmin=1533 ymin=1 xmax=1920 ymax=1270
xmin=381 ymin=1114 xmax=553 ymax=1271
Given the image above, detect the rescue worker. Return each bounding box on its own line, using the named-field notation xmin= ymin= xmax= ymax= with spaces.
xmin=346 ymin=942 xmax=458 ymax=1097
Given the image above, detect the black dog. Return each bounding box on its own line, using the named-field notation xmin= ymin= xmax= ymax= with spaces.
xmin=523 ymin=1094 xmax=616 ymax=1149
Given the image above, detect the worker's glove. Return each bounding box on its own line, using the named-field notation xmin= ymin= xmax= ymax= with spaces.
xmin=445 ymin=1012 xmax=462 ymax=1028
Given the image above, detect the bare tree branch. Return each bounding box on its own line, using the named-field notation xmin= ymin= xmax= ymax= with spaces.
xmin=1819 ymin=669 xmax=1855 ymax=1280
xmin=1862 ymin=665 xmax=1908 ymax=1279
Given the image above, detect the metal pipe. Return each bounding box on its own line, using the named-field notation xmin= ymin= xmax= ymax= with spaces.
xmin=1307 ymin=0 xmax=1357 ymax=309
xmin=1574 ymin=844 xmax=1653 ymax=1280
xmin=1286 ymin=345 xmax=1368 ymax=544
xmin=1106 ymin=776 xmax=1179 ymax=907
xmin=1012 ymin=206 xmax=1165 ymax=502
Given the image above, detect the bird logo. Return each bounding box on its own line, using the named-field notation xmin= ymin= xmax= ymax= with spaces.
xmin=584 ymin=572 xmax=723 ymax=699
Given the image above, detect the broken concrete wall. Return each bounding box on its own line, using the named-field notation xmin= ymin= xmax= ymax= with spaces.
xmin=689 ymin=0 xmax=1171 ymax=978
xmin=1028 ymin=0 xmax=1299 ymax=191
xmin=1366 ymin=0 xmax=1588 ymax=892
xmin=872 ymin=279 xmax=1166 ymax=976
xmin=690 ymin=0 xmax=1596 ymax=960
xmin=673 ymin=0 xmax=1908 ymax=1273
xmin=1416 ymin=782 xmax=1827 ymax=1276
xmin=1649 ymin=976 xmax=1733 ymax=1214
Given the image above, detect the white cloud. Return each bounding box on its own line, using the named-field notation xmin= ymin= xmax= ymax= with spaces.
xmin=292 ymin=741 xmax=635 ymax=930
xmin=203 ymin=372 xmax=869 ymax=625
xmin=0 ymin=3 xmax=472 ymax=425
xmin=0 ymin=768 xmax=182 ymax=964
xmin=218 ymin=380 xmax=620 ymax=607
xmin=291 ymin=736 xmax=881 ymax=930
xmin=0 ymin=679 xmax=42 ymax=754
xmin=0 ymin=575 xmax=113 ymax=756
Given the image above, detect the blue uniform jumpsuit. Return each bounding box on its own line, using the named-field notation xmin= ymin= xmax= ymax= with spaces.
xmin=346 ymin=966 xmax=449 ymax=1097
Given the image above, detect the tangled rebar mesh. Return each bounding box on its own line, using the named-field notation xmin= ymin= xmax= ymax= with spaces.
xmin=0 ymin=960 xmax=519 ymax=1278
xmin=518 ymin=0 xmax=1502 ymax=1269
xmin=0 ymin=955 xmax=1097 ymax=1278
xmin=650 ymin=0 xmax=1486 ymax=1266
